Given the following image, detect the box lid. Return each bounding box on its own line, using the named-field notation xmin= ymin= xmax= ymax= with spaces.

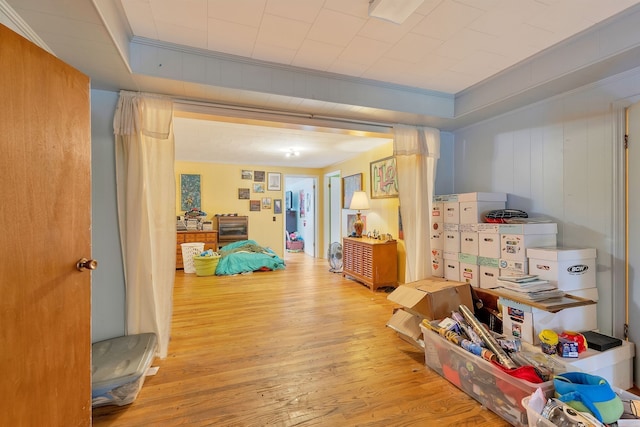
xmin=499 ymin=223 xmax=558 ymax=235
xmin=386 ymin=309 xmax=423 ymax=341
xmin=526 ymin=247 xmax=597 ymax=261
xmin=457 ymin=192 xmax=507 ymax=202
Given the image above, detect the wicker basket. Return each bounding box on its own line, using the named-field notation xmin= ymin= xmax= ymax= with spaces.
xmin=193 ymin=255 xmax=221 ymax=276
xmin=181 ymin=242 xmax=204 ymax=273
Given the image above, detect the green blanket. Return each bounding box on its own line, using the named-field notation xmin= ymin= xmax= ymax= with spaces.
xmin=216 ymin=240 xmax=285 ymax=275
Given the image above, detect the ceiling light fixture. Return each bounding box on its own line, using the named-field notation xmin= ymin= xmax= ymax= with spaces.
xmin=285 ymin=149 xmax=300 ymax=158
xmin=368 ymin=0 xmax=424 ymax=25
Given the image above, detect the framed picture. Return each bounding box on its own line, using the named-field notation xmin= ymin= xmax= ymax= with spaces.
xmin=370 ymin=156 xmax=399 ymax=199
xmin=267 ymin=172 xmax=281 ymax=191
xmin=262 ymin=197 xmax=272 ymax=209
xmin=299 ymin=190 xmax=305 ymax=218
xmin=180 ymin=174 xmax=201 ymax=211
xmin=241 ymin=170 xmax=253 ymax=180
xmin=285 ymin=191 xmax=292 ymax=210
xmin=342 ymin=173 xmax=363 ymax=208
xmin=238 ymin=188 xmax=250 ymax=199
xmin=253 ymin=183 xmax=265 ymax=193
xmin=254 ymin=170 xmax=265 ymax=182
xmin=250 ymin=200 xmax=261 ymax=211
xmin=274 ymin=199 xmax=282 ymax=214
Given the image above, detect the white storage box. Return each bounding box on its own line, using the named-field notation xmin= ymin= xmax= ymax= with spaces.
xmin=460 ymin=231 xmax=479 ymax=255
xmin=457 ymin=192 xmax=507 ymax=202
xmin=92 ymin=333 xmax=157 ymax=407
xmin=460 ymin=262 xmax=478 ymax=287
xmin=444 ymin=229 xmax=460 ymax=253
xmin=460 ymin=201 xmax=506 ymax=223
xmin=500 ymin=258 xmax=529 ymax=274
xmin=478 ymin=232 xmax=501 ymax=258
xmin=431 ymin=202 xmax=444 ymax=221
xmin=421 ymin=323 xmax=554 ymax=427
xmin=444 ymin=260 xmax=460 ymax=281
xmin=479 ymin=265 xmax=499 ymax=288
xmin=527 ymin=247 xmax=596 ymax=291
xmin=567 ymin=287 xmax=599 ymax=302
xmin=430 ymin=223 xmax=444 ymax=250
xmin=500 ymin=298 xmax=597 ymax=345
xmin=444 ymin=202 xmax=460 ymax=224
xmin=560 ymin=339 xmax=635 ymax=390
xmin=500 ymin=227 xmax=557 ymax=261
xmin=431 ymin=250 xmax=444 ymax=277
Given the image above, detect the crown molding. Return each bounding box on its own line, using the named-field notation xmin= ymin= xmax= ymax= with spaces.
xmin=0 ymin=0 xmax=54 ymax=54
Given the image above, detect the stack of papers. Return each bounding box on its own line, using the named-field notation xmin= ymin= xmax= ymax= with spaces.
xmin=493 ymin=274 xmax=564 ymax=301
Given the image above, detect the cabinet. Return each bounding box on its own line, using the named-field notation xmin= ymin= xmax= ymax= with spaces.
xmin=213 ymin=215 xmax=248 ymax=248
xmin=176 ymin=231 xmax=218 ymax=269
xmin=342 ymin=237 xmax=398 ymax=291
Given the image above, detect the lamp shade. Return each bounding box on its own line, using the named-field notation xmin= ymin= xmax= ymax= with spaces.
xmin=368 ymin=0 xmax=425 ymax=24
xmin=349 ymin=191 xmax=370 ymax=211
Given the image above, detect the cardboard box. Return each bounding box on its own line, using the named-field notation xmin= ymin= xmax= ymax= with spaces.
xmin=527 ymin=247 xmax=596 ymax=291
xmin=387 ymin=278 xmax=473 ymax=321
xmin=500 ymin=297 xmax=597 ymax=344
xmin=431 ymin=250 xmax=444 ymax=278
xmin=430 ymin=227 xmax=444 ymax=250
xmin=567 ymin=287 xmax=599 ymax=302
xmin=386 ymin=308 xmax=423 ymax=349
xmin=444 ymin=230 xmax=460 ymax=253
xmin=421 ymin=323 xmax=554 ymax=427
xmin=459 ymin=201 xmax=506 ymax=223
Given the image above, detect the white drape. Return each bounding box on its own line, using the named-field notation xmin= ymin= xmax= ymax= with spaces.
xmin=393 ymin=125 xmax=440 ymax=283
xmin=114 ymin=91 xmax=176 ymax=358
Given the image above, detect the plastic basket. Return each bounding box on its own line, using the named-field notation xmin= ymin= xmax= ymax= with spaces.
xmin=193 ymin=255 xmax=221 ymax=277
xmin=181 ymin=242 xmax=204 ymax=273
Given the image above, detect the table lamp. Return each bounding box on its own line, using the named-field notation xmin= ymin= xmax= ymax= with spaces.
xmin=349 ymin=191 xmax=370 ymax=237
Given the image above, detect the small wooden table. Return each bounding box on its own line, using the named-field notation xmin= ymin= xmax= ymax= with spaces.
xmin=342 ymin=237 xmax=398 ymax=291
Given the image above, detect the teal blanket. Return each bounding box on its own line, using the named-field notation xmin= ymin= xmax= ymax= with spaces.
xmin=216 ymin=240 xmax=285 ymax=275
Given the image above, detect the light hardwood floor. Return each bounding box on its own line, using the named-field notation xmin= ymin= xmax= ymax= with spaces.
xmin=92 ymin=252 xmax=509 ymax=426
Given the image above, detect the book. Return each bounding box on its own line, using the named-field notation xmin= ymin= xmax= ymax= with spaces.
xmin=581 ymin=331 xmax=623 ymax=351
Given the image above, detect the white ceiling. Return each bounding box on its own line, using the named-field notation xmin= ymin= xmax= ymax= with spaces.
xmin=7 ymin=0 xmax=640 ymax=167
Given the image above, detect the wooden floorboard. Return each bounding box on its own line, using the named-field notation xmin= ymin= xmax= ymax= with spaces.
xmin=92 ymin=252 xmax=509 ymax=427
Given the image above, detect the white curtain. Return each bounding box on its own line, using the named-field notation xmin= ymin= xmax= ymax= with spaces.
xmin=394 ymin=125 xmax=440 ymax=283
xmin=113 ymin=91 xmax=176 ymax=358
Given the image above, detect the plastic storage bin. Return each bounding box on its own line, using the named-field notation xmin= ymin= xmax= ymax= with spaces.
xmin=421 ymin=324 xmax=554 ymax=427
xmin=181 ymin=242 xmax=205 ymax=273
xmin=193 ymin=254 xmax=221 ymax=276
xmin=92 ymin=333 xmax=157 ymax=407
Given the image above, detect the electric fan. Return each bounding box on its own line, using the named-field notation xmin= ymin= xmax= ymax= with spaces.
xmin=327 ymin=242 xmax=343 ymax=273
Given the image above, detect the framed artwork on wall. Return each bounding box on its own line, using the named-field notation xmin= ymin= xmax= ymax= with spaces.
xmin=262 ymin=197 xmax=272 ymax=209
xmin=285 ymin=191 xmax=292 ymax=210
xmin=274 ymin=199 xmax=282 ymax=214
xmin=250 ymin=200 xmax=261 ymax=211
xmin=180 ymin=174 xmax=201 ymax=211
xmin=253 ymin=183 xmax=264 ymax=193
xmin=370 ymin=156 xmax=398 ymax=199
xmin=254 ymin=170 xmax=265 ymax=182
xmin=238 ymin=188 xmax=250 ymax=199
xmin=267 ymin=172 xmax=281 ymax=191
xmin=342 ymin=173 xmax=362 ymax=208
xmin=241 ymin=170 xmax=253 ymax=180
xmin=299 ymin=190 xmax=305 ymax=218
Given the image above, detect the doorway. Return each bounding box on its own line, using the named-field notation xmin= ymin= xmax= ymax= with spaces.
xmin=284 ymin=176 xmax=316 ymax=257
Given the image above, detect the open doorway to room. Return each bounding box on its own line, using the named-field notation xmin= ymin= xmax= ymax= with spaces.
xmin=284 ymin=176 xmax=317 ymax=258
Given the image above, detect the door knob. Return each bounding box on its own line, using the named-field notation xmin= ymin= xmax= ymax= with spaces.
xmin=76 ymin=258 xmax=98 ymax=271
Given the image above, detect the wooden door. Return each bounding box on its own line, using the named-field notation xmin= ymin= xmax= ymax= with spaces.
xmin=0 ymin=24 xmax=92 ymax=425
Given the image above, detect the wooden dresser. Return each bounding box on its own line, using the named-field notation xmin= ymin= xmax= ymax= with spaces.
xmin=342 ymin=237 xmax=398 ymax=291
xmin=176 ymin=231 xmax=218 ymax=269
